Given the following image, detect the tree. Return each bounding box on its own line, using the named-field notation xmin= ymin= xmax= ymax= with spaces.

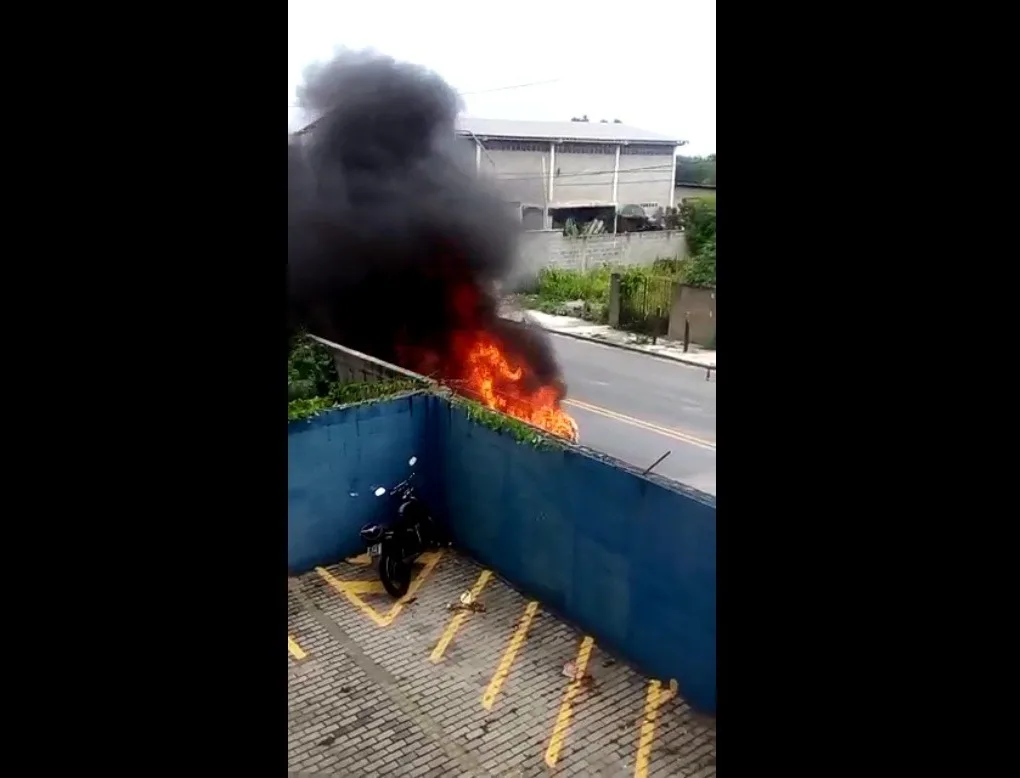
xmin=663 ymin=196 xmax=716 ymax=287
xmin=675 ymin=154 xmax=716 ymax=186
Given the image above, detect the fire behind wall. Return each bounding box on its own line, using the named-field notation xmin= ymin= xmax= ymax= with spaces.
xmin=288 ymin=50 xmax=577 ymax=440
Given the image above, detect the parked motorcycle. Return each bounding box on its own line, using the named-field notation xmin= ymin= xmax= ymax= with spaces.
xmin=358 ymin=456 xmax=448 ymax=598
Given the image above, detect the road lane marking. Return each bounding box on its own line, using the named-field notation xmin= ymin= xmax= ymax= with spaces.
xmin=544 ymin=635 xmax=595 ymax=768
xmin=634 ymin=679 xmax=678 ymax=778
xmin=481 ymin=600 xmax=539 ymax=710
xmin=430 ymin=569 xmax=492 ymax=663
xmin=564 ymin=398 xmax=716 ymax=450
xmin=287 ymin=635 xmax=307 ymax=660
xmin=316 ymin=550 xmax=443 ymax=628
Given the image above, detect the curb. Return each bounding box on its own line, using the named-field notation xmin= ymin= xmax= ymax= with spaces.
xmin=529 ymin=323 xmax=717 ymax=372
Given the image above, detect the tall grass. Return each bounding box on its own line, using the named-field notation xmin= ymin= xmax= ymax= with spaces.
xmin=533 ymin=259 xmax=687 ymax=304
xmin=534 ymin=266 xmax=616 ymax=305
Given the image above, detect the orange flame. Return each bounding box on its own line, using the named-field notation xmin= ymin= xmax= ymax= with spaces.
xmin=456 ymin=332 xmax=579 ymax=442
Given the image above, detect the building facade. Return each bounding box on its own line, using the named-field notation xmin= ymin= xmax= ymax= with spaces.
xmin=456 ymin=118 xmax=685 ymax=229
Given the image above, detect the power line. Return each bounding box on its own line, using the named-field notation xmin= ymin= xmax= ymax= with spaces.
xmin=289 ymin=77 xmax=561 ymax=107
xmin=504 ymin=178 xmax=675 ymax=188
xmin=458 ymin=78 xmax=560 ymax=96
xmin=488 ymin=162 xmax=675 ymax=182
xmin=561 ymin=178 xmax=673 ymax=187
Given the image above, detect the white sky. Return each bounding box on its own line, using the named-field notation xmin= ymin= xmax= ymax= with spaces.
xmin=288 ymin=0 xmax=716 ymax=156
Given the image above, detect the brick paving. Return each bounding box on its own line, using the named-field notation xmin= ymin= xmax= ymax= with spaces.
xmin=288 ymin=551 xmax=715 ymax=777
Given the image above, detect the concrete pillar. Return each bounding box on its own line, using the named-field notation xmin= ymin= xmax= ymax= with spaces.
xmin=608 ymin=273 xmax=621 ymax=329
xmin=548 ymin=142 xmax=556 ymax=203
xmin=669 ymin=147 xmax=679 ymax=208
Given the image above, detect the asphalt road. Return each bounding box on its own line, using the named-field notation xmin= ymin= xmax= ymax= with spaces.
xmin=551 ymin=334 xmax=717 ymax=495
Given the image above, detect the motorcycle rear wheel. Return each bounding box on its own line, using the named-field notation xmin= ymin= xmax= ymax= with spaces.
xmin=379 ymin=546 xmax=412 ymax=598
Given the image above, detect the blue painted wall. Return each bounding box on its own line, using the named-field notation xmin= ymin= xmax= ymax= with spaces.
xmin=287 ymin=392 xmax=716 ymax=713
xmin=433 ymin=398 xmax=716 ymax=713
xmin=287 ymin=393 xmax=440 ymax=573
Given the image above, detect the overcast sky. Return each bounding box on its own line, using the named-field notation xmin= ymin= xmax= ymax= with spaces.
xmin=288 ymin=0 xmax=716 ymax=156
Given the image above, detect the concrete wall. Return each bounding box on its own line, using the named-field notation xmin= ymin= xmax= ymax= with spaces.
xmin=287 ymin=391 xmax=717 ymax=713
xmin=667 ymin=285 xmax=716 ymax=346
xmin=309 ymin=335 xmax=427 ymax=385
xmin=468 ymin=138 xmax=676 ymax=218
xmin=288 ymin=394 xmax=441 ymax=573
xmin=511 ymin=230 xmax=687 ymax=287
xmin=616 ymin=146 xmax=676 ymax=215
xmin=480 ymin=145 xmax=549 ymax=206
xmin=552 ymin=146 xmax=617 ymax=204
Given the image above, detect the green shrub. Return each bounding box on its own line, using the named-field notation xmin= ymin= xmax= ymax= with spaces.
xmin=651 ymin=257 xmax=685 ymax=275
xmin=287 ymin=334 xmax=427 ymax=422
xmin=535 ymin=266 xmax=615 ymax=305
xmin=683 ymin=243 xmax=716 ymax=288
xmin=288 ymin=334 xmax=340 ymax=400
xmin=677 ymin=196 xmax=716 ymax=258
xmin=288 ymin=379 xmax=426 ymax=422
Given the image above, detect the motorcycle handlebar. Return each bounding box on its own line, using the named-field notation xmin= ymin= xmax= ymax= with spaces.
xmin=373 ymin=467 xmax=417 ymax=498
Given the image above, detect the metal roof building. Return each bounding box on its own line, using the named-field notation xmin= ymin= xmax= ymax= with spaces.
xmin=455 ymin=117 xmax=685 ymax=148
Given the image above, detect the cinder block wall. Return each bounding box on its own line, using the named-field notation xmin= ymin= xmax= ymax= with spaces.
xmin=310 ymin=338 xmax=427 ymax=384
xmin=510 ymin=231 xmax=687 ymax=288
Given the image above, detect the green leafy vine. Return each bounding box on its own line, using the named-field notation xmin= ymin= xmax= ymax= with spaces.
xmin=450 ymin=395 xmax=565 ymax=450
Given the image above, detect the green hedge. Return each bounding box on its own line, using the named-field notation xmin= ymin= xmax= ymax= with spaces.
xmin=287 ymin=334 xmax=427 ymax=422
xmin=674 ymin=196 xmax=716 ymax=288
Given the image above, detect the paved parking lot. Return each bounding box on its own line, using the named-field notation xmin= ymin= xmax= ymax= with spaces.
xmin=288 ymin=551 xmax=716 ymax=777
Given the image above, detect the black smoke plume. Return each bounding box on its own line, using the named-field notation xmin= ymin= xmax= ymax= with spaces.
xmin=288 ymin=50 xmax=564 ymax=395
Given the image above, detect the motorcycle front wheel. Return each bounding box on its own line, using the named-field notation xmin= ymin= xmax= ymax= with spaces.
xmin=379 ymin=545 xmax=412 ymax=598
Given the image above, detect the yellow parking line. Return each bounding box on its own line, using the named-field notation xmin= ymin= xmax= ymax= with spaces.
xmin=430 ymin=569 xmax=492 ymax=663
xmin=340 ymin=579 xmax=387 ymax=595
xmin=563 ymin=398 xmax=716 ymax=451
xmin=288 ymin=635 xmax=307 ymax=660
xmin=482 ymin=600 xmax=539 ymax=710
xmin=544 ymin=636 xmax=595 ymax=768
xmin=316 ymin=550 xmax=443 ymax=628
xmin=317 ymin=565 xmax=392 ymax=627
xmin=634 ymin=679 xmax=678 ymax=778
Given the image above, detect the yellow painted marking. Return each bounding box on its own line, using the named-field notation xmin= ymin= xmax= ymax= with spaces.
xmin=430 ymin=569 xmax=492 ymax=663
xmin=340 ymin=579 xmax=387 ymax=595
xmin=544 ymin=636 xmax=595 ymax=768
xmin=345 ymin=552 xmax=373 ymax=566
xmin=482 ymin=600 xmax=539 ymax=709
xmin=633 ymin=678 xmax=679 ymax=778
xmin=316 ymin=550 xmax=443 ymax=628
xmin=564 ymin=398 xmax=716 ymax=451
xmin=287 ymin=635 xmax=307 ymax=660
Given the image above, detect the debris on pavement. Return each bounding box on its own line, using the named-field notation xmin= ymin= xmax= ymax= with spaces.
xmin=447 ymin=589 xmax=486 ymax=613
xmin=561 ymin=661 xmax=597 ymax=690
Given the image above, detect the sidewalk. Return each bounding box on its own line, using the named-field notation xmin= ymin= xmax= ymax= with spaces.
xmin=499 ymin=306 xmax=717 ymax=370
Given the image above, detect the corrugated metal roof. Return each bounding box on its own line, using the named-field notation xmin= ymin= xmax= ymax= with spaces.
xmin=456 ymin=117 xmax=683 ymax=146
xmin=289 ymin=113 xmax=684 ymax=146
